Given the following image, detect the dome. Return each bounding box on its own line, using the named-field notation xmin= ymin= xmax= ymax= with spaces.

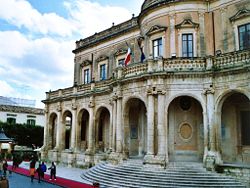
xmin=141 ymin=0 xmax=182 ymax=13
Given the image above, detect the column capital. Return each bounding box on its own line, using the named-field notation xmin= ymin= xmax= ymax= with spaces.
xmin=203 ymin=87 xmax=215 ymax=95
xmin=56 ymin=104 xmax=62 ymax=112
xmin=71 ymin=103 xmax=77 ymax=110
xmin=88 ymin=101 xmax=95 ymax=108
xmin=157 ymin=89 xmax=166 ymax=95
xmin=147 ymin=88 xmax=157 ymax=96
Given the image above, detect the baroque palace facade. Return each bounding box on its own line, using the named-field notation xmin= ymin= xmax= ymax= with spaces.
xmin=41 ymin=0 xmax=250 ymax=172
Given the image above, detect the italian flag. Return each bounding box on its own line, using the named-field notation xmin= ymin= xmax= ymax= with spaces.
xmin=124 ymin=47 xmax=131 ymax=66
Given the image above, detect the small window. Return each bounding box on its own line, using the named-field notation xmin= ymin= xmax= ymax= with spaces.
xmin=182 ymin=33 xmax=193 ymax=57
xmin=7 ymin=117 xmax=16 ymax=125
xmin=118 ymin=59 xmax=125 ymax=66
xmin=27 ymin=119 xmax=36 ymax=126
xmin=153 ymin=38 xmax=162 ymax=58
xmin=100 ymin=64 xmax=106 ymax=80
xmin=84 ymin=69 xmax=90 ymax=84
xmin=238 ymin=23 xmax=250 ymax=50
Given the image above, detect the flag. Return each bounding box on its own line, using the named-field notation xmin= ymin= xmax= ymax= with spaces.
xmin=124 ymin=47 xmax=131 ymax=66
xmin=140 ymin=47 xmax=145 ymax=63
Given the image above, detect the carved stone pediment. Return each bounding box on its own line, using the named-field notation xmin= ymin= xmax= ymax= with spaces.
xmin=115 ymin=48 xmax=127 ymax=56
xmin=175 ymin=19 xmax=199 ymax=29
xmin=96 ymin=55 xmax=108 ymax=62
xmin=146 ymin=25 xmax=167 ymax=36
xmin=230 ymin=9 xmax=250 ymax=22
xmin=81 ymin=59 xmax=92 ymax=67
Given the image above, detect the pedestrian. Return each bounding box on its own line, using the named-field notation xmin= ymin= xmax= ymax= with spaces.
xmin=0 ymin=160 xmax=3 ymax=176
xmin=36 ymin=164 xmax=43 ymax=183
xmin=29 ymin=156 xmax=36 ymax=182
xmin=2 ymin=160 xmax=8 ymax=176
xmin=41 ymin=162 xmax=47 ymax=179
xmin=48 ymin=162 xmax=56 ymax=181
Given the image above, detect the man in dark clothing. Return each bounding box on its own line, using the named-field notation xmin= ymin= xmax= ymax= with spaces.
xmin=48 ymin=162 xmax=56 ymax=181
xmin=41 ymin=162 xmax=47 ymax=179
xmin=36 ymin=164 xmax=43 ymax=183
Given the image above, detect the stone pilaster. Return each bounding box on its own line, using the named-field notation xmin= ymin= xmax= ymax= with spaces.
xmin=169 ymin=13 xmax=176 ymax=57
xmin=112 ymin=96 xmax=117 ymax=151
xmin=87 ymin=97 xmax=95 ymax=153
xmin=116 ymin=95 xmax=122 ymax=153
xmin=70 ymin=101 xmax=77 ymax=150
xmin=157 ymin=90 xmax=166 ymax=156
xmin=55 ymin=102 xmax=62 ymax=150
xmin=41 ymin=106 xmax=49 ymax=160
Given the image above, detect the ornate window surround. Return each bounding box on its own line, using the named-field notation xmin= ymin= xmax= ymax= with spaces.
xmin=230 ymin=9 xmax=250 ymax=51
xmin=80 ymin=60 xmax=92 ymax=84
xmin=146 ymin=25 xmax=167 ymax=59
xmin=97 ymin=56 xmax=108 ymax=81
xmin=175 ymin=19 xmax=199 ymax=58
xmin=114 ymin=48 xmax=127 ymax=67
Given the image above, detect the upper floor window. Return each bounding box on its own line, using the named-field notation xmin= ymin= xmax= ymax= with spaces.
xmin=7 ymin=117 xmax=16 ymax=125
xmin=27 ymin=119 xmax=36 ymax=126
xmin=118 ymin=58 xmax=125 ymax=66
xmin=238 ymin=23 xmax=250 ymax=50
xmin=153 ymin=38 xmax=162 ymax=58
xmin=84 ymin=69 xmax=90 ymax=84
xmin=100 ymin=64 xmax=106 ymax=80
xmin=182 ymin=34 xmax=193 ymax=57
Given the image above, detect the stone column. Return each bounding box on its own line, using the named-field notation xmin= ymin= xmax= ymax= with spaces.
xmin=146 ymin=89 xmax=155 ymax=156
xmin=87 ymin=98 xmax=95 ymax=153
xmin=112 ymin=96 xmax=117 ymax=151
xmin=203 ymin=111 xmax=209 ymax=163
xmin=70 ymin=104 xmax=77 ymax=150
xmin=43 ymin=106 xmax=49 ymax=149
xmin=116 ymin=96 xmax=122 ymax=153
xmin=169 ymin=14 xmax=176 ymax=57
xmin=55 ymin=103 xmax=62 ymax=150
xmin=206 ymin=88 xmax=216 ymax=152
xmin=157 ymin=90 xmax=166 ymax=156
xmin=198 ymin=12 xmax=205 ymax=57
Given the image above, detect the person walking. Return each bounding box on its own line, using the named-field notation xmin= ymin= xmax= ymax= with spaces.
xmin=29 ymin=156 xmax=36 ymax=182
xmin=36 ymin=164 xmax=43 ymax=183
xmin=2 ymin=160 xmax=8 ymax=176
xmin=0 ymin=160 xmax=3 ymax=176
xmin=48 ymin=162 xmax=56 ymax=181
xmin=41 ymin=162 xmax=47 ymax=179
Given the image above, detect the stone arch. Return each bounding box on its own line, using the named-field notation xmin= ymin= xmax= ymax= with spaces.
xmin=77 ymin=108 xmax=90 ymax=151
xmin=167 ymin=95 xmax=204 ymax=162
xmin=95 ymin=106 xmax=111 ymax=152
xmin=62 ymin=110 xmax=72 ymax=150
xmin=48 ymin=112 xmax=57 ymax=149
xmin=215 ymin=89 xmax=250 ymax=164
xmin=123 ymin=97 xmax=147 ymax=157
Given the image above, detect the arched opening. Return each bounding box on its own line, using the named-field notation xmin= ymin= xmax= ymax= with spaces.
xmin=220 ymin=92 xmax=250 ymax=163
xmin=63 ymin=111 xmax=72 ymax=150
xmin=78 ymin=109 xmax=89 ymax=151
xmin=95 ymin=107 xmax=110 ymax=152
xmin=49 ymin=113 xmax=57 ymax=149
xmin=124 ymin=98 xmax=147 ymax=157
xmin=168 ymin=96 xmax=203 ymax=162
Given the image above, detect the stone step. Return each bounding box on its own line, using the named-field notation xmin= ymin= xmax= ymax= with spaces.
xmin=82 ymin=161 xmax=246 ymax=188
xmin=93 ymin=165 xmax=239 ymax=182
xmin=82 ymin=171 xmax=245 ymax=188
xmin=95 ymin=165 xmax=230 ymax=180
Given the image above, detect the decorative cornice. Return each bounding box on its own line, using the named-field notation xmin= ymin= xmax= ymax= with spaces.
xmin=115 ymin=48 xmax=127 ymax=56
xmin=96 ymin=55 xmax=108 ymax=62
xmin=146 ymin=25 xmax=167 ymax=36
xmin=81 ymin=60 xmax=92 ymax=67
xmin=230 ymin=9 xmax=250 ymax=22
xmin=175 ymin=19 xmax=199 ymax=29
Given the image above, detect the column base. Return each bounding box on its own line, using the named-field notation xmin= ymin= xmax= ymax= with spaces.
xmin=85 ymin=149 xmax=95 ymax=168
xmin=205 ymin=151 xmax=223 ymax=171
xmin=143 ymin=154 xmax=167 ymax=168
xmin=108 ymin=152 xmax=123 ymax=165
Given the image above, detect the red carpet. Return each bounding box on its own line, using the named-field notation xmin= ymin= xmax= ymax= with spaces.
xmin=9 ymin=166 xmax=94 ymax=188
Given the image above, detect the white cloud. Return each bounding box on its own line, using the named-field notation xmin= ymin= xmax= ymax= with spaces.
xmin=0 ymin=0 xmax=75 ymax=37
xmin=64 ymin=0 xmax=132 ymax=37
xmin=0 ymin=81 xmax=15 ymax=96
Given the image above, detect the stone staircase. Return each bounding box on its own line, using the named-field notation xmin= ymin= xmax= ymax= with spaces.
xmin=81 ymin=159 xmax=246 ymax=188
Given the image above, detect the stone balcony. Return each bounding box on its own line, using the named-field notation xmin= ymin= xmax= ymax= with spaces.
xmin=45 ymin=50 xmax=250 ymax=101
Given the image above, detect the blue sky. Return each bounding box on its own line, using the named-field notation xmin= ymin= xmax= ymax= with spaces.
xmin=0 ymin=0 xmax=144 ymax=108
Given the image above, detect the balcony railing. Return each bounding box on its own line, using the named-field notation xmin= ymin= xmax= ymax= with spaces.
xmin=45 ymin=50 xmax=250 ymax=100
